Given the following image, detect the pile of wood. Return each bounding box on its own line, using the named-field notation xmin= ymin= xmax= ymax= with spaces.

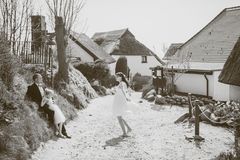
xmin=143 ymin=89 xmax=240 ymax=127
xmin=198 ymin=101 xmax=240 ymax=126
xmin=174 ymin=99 xmax=240 ymax=127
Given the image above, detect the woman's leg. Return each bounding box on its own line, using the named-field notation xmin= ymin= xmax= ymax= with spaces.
xmin=55 ymin=123 xmax=60 ymax=135
xmin=59 ymin=123 xmax=64 ymax=137
xmin=122 ymin=118 xmax=132 ymax=132
xmin=117 ymin=116 xmax=126 ymax=135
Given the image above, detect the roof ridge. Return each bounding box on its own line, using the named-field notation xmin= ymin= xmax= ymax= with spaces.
xmin=225 ymin=6 xmax=240 ymax=11
xmin=178 ymin=6 xmax=240 ymax=50
xmin=93 ymin=28 xmax=128 ymax=36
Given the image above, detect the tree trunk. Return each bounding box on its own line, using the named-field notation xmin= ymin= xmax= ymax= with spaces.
xmin=55 ymin=16 xmax=69 ymax=83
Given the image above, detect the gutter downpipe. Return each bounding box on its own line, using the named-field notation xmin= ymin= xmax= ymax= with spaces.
xmin=204 ymin=73 xmax=209 ymax=98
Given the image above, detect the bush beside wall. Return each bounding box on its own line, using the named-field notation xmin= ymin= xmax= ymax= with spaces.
xmin=132 ymin=73 xmax=152 ymax=91
xmin=74 ymin=62 xmax=116 ymax=88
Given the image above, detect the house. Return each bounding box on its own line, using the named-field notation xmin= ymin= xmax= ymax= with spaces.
xmin=165 ymin=6 xmax=240 ymax=101
xmin=92 ymin=28 xmax=164 ymax=76
xmin=67 ymin=31 xmax=115 ymax=64
xmin=218 ymin=37 xmax=240 ymax=101
xmin=163 ymin=43 xmax=183 ymax=60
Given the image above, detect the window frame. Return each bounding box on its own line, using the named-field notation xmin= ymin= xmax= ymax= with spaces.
xmin=141 ymin=56 xmax=147 ymax=63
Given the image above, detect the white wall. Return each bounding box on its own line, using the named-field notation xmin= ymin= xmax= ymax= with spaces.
xmin=174 ymin=73 xmax=214 ymax=97
xmin=230 ymin=85 xmax=240 ymax=101
xmin=174 ymin=71 xmax=238 ymax=101
xmin=67 ymin=38 xmax=94 ymax=63
xmin=213 ymin=71 xmax=230 ymax=101
xmin=109 ymin=55 xmax=161 ymax=76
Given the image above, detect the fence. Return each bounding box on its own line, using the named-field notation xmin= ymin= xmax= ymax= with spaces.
xmin=11 ymin=41 xmax=52 ymax=65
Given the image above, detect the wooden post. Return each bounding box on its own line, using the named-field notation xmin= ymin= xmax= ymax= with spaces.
xmin=188 ymin=93 xmax=192 ymax=118
xmin=171 ymin=66 xmax=174 ymax=96
xmin=161 ymin=67 xmax=164 ymax=95
xmin=195 ymin=105 xmax=200 ymax=136
xmin=44 ymin=44 xmax=48 ymax=83
xmin=194 ymin=104 xmax=204 ymax=141
xmin=204 ymin=73 xmax=209 ymax=98
xmin=50 ymin=48 xmax=54 ymax=88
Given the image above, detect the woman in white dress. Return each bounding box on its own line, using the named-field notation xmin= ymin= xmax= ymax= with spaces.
xmin=113 ymin=72 xmax=132 ymax=137
xmin=41 ymin=88 xmax=66 ymax=138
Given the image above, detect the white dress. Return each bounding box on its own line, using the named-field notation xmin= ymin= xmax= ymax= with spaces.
xmin=112 ymin=82 xmax=129 ymax=117
xmin=47 ymin=98 xmax=66 ymax=125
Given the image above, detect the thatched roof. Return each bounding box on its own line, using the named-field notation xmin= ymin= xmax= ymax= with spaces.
xmin=163 ymin=43 xmax=182 ymax=60
xmin=219 ymin=37 xmax=240 ymax=86
xmin=69 ymin=31 xmax=115 ymax=64
xmin=92 ymin=28 xmax=153 ymax=56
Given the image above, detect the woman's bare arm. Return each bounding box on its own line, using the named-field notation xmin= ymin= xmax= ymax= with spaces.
xmin=41 ymin=97 xmax=48 ymax=107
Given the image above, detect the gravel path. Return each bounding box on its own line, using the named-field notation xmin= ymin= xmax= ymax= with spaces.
xmin=31 ymin=93 xmax=234 ymax=160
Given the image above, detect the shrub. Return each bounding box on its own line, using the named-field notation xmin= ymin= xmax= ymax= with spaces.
xmin=214 ymin=152 xmax=236 ymax=160
xmin=74 ymin=62 xmax=116 ymax=88
xmin=132 ymin=73 xmax=152 ymax=91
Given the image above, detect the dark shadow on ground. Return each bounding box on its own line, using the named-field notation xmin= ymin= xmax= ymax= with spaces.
xmin=103 ymin=135 xmax=128 ymax=148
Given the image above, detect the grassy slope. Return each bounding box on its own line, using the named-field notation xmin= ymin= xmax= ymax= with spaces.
xmin=0 ymin=64 xmax=96 ymax=160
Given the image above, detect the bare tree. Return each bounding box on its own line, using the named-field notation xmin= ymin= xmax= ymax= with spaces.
xmin=163 ymin=50 xmax=192 ymax=95
xmin=0 ymin=0 xmax=33 ymax=55
xmin=45 ymin=0 xmax=85 ymax=83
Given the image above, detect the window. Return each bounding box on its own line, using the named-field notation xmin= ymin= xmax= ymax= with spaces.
xmin=142 ymin=56 xmax=147 ymax=63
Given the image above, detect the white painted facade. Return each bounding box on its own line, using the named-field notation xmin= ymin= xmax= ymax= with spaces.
xmin=212 ymin=71 xmax=230 ymax=101
xmin=108 ymin=55 xmax=161 ymax=76
xmin=230 ymin=85 xmax=240 ymax=101
xmin=174 ymin=70 xmax=240 ymax=101
xmin=174 ymin=73 xmax=214 ymax=98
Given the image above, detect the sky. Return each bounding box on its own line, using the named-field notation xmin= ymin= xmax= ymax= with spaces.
xmin=34 ymin=0 xmax=240 ymax=58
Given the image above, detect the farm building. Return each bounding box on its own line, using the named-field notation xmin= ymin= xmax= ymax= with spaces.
xmin=67 ymin=31 xmax=115 ymax=64
xmin=164 ymin=6 xmax=240 ymax=101
xmin=92 ymin=28 xmax=164 ymax=76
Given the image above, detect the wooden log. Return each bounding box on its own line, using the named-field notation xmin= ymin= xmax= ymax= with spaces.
xmin=174 ymin=113 xmax=190 ymax=124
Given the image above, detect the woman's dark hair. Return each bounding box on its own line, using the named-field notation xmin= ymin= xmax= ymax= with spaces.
xmin=116 ymin=72 xmax=129 ymax=87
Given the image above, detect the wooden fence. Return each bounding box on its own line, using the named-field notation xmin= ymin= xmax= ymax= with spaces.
xmin=11 ymin=41 xmax=51 ymax=65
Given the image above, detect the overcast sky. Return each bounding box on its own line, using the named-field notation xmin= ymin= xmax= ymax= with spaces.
xmin=34 ymin=0 xmax=240 ymax=58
